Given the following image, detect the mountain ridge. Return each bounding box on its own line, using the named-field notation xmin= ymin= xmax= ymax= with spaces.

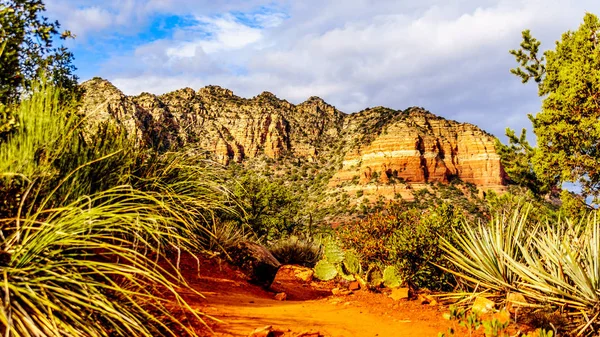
xmin=79 ymin=77 xmax=507 ymax=200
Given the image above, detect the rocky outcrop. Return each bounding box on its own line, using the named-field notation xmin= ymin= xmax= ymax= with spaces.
xmin=78 ymin=78 xmax=507 ymax=194
xmin=79 ymin=78 xmax=343 ymax=165
xmin=330 ymin=107 xmax=507 ymax=191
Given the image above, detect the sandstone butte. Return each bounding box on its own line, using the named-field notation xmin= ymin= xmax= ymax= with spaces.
xmin=78 ymin=78 xmax=508 ymax=200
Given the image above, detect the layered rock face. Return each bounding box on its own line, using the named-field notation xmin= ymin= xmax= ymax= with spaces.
xmin=331 ymin=107 xmax=507 ymax=191
xmin=79 ymin=78 xmax=342 ymax=164
xmin=78 ymin=78 xmax=507 ymax=193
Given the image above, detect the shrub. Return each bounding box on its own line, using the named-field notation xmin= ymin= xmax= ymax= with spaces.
xmin=336 ymin=201 xmax=462 ymax=290
xmin=0 ymin=82 xmax=230 ymax=335
xmin=269 ymin=235 xmax=322 ymax=267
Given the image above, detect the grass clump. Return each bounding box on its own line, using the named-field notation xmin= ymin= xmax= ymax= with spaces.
xmin=269 ymin=235 xmax=322 ymax=268
xmin=0 ymin=82 xmax=230 ymax=336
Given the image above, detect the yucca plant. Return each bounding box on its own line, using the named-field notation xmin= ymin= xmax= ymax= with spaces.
xmin=510 ymin=214 xmax=600 ymax=336
xmin=269 ymin=235 xmax=322 ymax=268
xmin=440 ymin=206 xmax=534 ymax=299
xmin=1 ymin=186 xmax=211 ymax=337
xmin=0 ymin=81 xmax=229 ymax=335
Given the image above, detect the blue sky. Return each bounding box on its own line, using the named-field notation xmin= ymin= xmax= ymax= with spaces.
xmin=45 ymin=0 xmax=600 ymax=142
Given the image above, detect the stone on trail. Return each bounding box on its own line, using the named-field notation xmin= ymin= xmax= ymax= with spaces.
xmin=274 ymin=292 xmax=287 ymax=301
xmin=472 ymin=296 xmax=495 ymax=314
xmin=270 ymin=264 xmax=331 ymax=300
xmin=389 ymin=287 xmax=409 ymax=301
xmin=348 ymin=281 xmax=360 ymax=291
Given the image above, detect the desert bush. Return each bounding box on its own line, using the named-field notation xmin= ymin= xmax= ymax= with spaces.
xmin=336 ymin=201 xmax=462 ymax=290
xmin=206 ymin=219 xmax=252 ymax=252
xmin=269 ymin=235 xmax=322 ymax=267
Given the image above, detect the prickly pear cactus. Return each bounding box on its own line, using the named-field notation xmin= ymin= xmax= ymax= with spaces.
xmin=314 ymin=260 xmax=338 ymax=281
xmin=383 ymin=266 xmax=401 ymax=288
xmin=342 ymin=251 xmax=361 ymax=275
xmin=323 ymin=240 xmax=345 ymax=264
xmin=337 ymin=264 xmax=356 ymax=281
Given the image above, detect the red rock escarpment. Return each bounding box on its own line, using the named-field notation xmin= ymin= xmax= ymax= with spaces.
xmin=330 ymin=108 xmax=507 ymax=191
xmin=78 ymin=79 xmax=507 ymax=193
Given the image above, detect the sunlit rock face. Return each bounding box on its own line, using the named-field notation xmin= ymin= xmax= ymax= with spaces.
xmin=331 ymin=107 xmax=507 ymax=192
xmin=79 ymin=78 xmax=506 ymax=194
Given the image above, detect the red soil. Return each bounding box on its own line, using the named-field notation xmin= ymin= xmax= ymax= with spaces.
xmin=173 ymin=254 xmax=470 ymax=337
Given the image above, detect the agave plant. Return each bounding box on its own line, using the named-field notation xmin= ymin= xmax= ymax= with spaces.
xmin=509 ymin=214 xmax=600 ymax=336
xmin=439 ymin=206 xmax=534 ymax=298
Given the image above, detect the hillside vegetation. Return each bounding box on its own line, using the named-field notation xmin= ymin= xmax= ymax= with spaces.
xmin=2 ymin=1 xmax=600 ymax=336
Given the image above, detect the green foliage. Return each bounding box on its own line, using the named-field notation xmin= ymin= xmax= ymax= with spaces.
xmin=1 ymin=187 xmax=208 ymax=337
xmin=495 ymin=129 xmax=550 ymax=195
xmin=342 ymin=250 xmax=362 ymax=275
xmin=0 ymin=82 xmax=132 ymax=216
xmin=484 ymin=187 xmax=558 ymax=224
xmin=337 ymin=201 xmax=462 ymax=290
xmin=365 ymin=265 xmax=384 ymax=287
xmin=440 ymin=206 xmax=533 ymax=298
xmin=313 ymin=240 xmax=369 ymax=282
xmin=324 ymin=239 xmax=345 ymax=264
xmin=0 ymin=81 xmax=233 ymax=335
xmin=206 ymin=219 xmax=251 ymax=252
xmin=558 ymin=189 xmax=589 ymax=222
xmin=382 ymin=265 xmax=401 ymax=288
xmin=229 ymin=169 xmax=299 ymax=240
xmin=510 ymin=13 xmax=600 ymax=200
xmin=509 ymin=214 xmax=600 ymax=335
xmin=510 ymin=29 xmax=545 ymax=84
xmin=0 ymin=0 xmax=77 ymax=103
xmin=314 ymin=259 xmax=338 ymax=281
xmin=442 ymin=203 xmax=600 ymax=335
xmin=269 ymin=235 xmax=322 ymax=267
xmin=482 ymin=317 xmax=509 ymax=337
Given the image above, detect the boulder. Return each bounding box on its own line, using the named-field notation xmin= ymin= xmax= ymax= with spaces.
xmin=270 ymin=265 xmax=331 ymax=300
xmin=348 ymin=281 xmax=361 ymax=291
xmin=229 ymin=241 xmax=281 ymax=287
xmin=274 ymin=292 xmax=287 ymax=301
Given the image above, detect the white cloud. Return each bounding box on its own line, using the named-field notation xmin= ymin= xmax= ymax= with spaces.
xmin=58 ymin=0 xmax=600 ymax=139
xmin=166 ymin=14 xmax=264 ymax=58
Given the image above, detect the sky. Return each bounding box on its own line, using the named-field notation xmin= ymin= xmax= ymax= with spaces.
xmin=45 ymin=0 xmax=600 ymax=142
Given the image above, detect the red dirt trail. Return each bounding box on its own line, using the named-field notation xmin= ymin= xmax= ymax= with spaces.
xmin=176 ymin=255 xmax=460 ymax=337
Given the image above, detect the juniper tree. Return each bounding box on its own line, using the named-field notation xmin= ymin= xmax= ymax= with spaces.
xmin=510 ymin=13 xmax=600 ymax=201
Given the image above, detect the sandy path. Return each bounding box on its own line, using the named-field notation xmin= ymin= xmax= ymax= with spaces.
xmin=201 ymin=292 xmax=446 ymax=337
xmin=180 ymin=258 xmax=454 ymax=337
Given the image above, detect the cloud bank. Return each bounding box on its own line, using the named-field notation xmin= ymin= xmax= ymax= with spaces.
xmin=45 ymin=0 xmax=600 ymax=139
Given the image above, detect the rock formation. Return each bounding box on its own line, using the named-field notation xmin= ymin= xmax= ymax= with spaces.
xmin=78 ymin=78 xmax=507 ymax=196
xmin=331 ymin=107 xmax=507 ymax=191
